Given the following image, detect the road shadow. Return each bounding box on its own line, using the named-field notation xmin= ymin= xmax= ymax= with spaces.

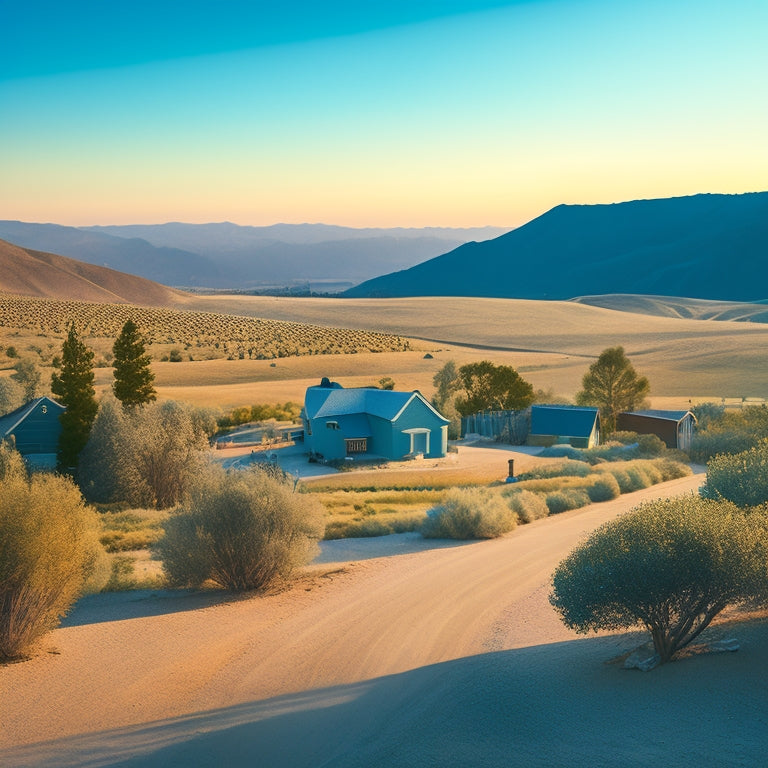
xmin=60 ymin=588 xmax=235 ymax=629
xmin=314 ymin=531 xmax=471 ymax=564
xmin=7 ymin=622 xmax=768 ymax=768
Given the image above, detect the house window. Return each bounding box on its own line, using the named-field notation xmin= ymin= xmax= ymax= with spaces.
xmin=345 ymin=438 xmax=367 ymax=454
xmin=326 ymin=421 xmax=339 ymax=430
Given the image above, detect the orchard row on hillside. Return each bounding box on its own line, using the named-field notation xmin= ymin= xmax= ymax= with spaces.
xmin=0 ymin=294 xmax=412 ymax=360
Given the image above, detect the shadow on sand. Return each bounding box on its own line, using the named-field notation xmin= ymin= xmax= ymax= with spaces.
xmin=60 ymin=589 xmax=234 ymax=629
xmin=7 ymin=622 xmax=768 ymax=768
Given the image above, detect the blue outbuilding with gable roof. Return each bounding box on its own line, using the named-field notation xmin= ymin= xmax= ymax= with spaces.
xmin=529 ymin=404 xmax=601 ymax=448
xmin=0 ymin=396 xmax=65 ymax=469
xmin=302 ymin=379 xmax=449 ymax=461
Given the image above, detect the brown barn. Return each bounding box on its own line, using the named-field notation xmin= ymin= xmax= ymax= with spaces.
xmin=616 ymin=410 xmax=696 ymax=451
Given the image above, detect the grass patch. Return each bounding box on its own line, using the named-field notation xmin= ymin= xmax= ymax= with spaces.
xmin=98 ymin=509 xmax=169 ymax=552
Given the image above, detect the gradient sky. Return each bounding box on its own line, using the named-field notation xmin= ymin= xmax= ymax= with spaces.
xmin=1 ymin=0 xmax=766 ymax=228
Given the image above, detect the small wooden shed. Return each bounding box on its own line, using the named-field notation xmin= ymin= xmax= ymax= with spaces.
xmin=0 ymin=396 xmax=65 ymax=469
xmin=616 ymin=410 xmax=697 ymax=450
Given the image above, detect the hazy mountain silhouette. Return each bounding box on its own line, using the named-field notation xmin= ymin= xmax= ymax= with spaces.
xmin=0 ymin=221 xmax=219 ymax=287
xmin=0 ymin=238 xmax=186 ymax=305
xmin=345 ymin=193 xmax=768 ymax=302
xmin=0 ymin=221 xmax=507 ymax=290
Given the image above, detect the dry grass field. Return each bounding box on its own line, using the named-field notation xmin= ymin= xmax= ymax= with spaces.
xmin=180 ymin=294 xmax=768 ymax=405
xmin=3 ymin=292 xmax=768 ymax=411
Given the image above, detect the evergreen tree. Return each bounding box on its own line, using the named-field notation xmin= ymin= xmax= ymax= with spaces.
xmin=112 ymin=318 xmax=156 ymax=409
xmin=51 ymin=323 xmax=98 ymax=471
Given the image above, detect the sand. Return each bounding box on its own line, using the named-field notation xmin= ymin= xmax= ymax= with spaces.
xmin=2 ymin=470 xmax=767 ymax=767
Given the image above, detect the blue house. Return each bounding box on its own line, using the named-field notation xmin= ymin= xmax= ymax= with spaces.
xmin=0 ymin=396 xmax=65 ymax=469
xmin=528 ymin=404 xmax=601 ymax=448
xmin=302 ymin=379 xmax=449 ymax=461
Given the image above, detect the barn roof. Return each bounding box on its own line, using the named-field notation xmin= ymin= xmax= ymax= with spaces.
xmin=0 ymin=396 xmax=64 ymax=438
xmin=621 ymin=409 xmax=694 ymax=423
xmin=530 ymin=404 xmax=600 ymax=438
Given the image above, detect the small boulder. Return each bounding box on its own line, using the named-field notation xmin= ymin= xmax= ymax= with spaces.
xmin=624 ymin=643 xmax=661 ymax=671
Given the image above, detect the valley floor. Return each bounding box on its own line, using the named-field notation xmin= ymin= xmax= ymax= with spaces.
xmin=3 ymin=470 xmax=767 ymax=767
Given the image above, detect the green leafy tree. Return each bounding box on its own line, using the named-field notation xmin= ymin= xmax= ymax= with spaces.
xmin=0 ymin=452 xmax=101 ymax=660
xmin=550 ymin=496 xmax=768 ymax=665
xmin=575 ymin=346 xmax=650 ymax=433
xmin=11 ymin=358 xmax=41 ymax=401
xmin=378 ymin=376 xmax=395 ymax=390
xmin=50 ymin=323 xmax=98 ymax=471
xmin=112 ymin=318 xmax=156 ymax=409
xmin=454 ymin=361 xmax=535 ymax=417
xmin=154 ymin=463 xmax=325 ymax=591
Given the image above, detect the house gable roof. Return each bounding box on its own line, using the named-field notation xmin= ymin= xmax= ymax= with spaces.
xmin=530 ymin=404 xmax=600 ymax=438
xmin=304 ymin=384 xmax=448 ymax=424
xmin=0 ymin=396 xmax=64 ymax=439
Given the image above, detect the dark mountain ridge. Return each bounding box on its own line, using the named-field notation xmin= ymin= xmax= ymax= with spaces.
xmin=344 ymin=192 xmax=768 ymax=302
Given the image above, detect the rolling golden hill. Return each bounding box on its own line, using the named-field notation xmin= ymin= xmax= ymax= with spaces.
xmin=0 ymin=238 xmax=188 ymax=306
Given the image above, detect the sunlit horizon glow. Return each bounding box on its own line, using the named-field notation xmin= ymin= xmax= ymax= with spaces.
xmin=1 ymin=0 xmax=766 ymax=229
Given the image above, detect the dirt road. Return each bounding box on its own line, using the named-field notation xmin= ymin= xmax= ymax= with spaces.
xmin=3 ymin=470 xmax=767 ymax=767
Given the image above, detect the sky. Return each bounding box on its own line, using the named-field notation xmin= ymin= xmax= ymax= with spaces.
xmin=1 ymin=0 xmax=766 ymax=229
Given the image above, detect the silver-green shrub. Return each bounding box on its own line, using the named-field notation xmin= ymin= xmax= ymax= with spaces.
xmin=155 ymin=464 xmax=325 ymax=591
xmin=551 ymin=496 xmax=768 ymax=664
xmin=0 ymin=452 xmax=100 ymax=660
xmin=545 ymin=489 xmax=591 ymax=514
xmin=701 ymin=440 xmax=768 ymax=507
xmin=586 ymin=474 xmax=621 ymax=502
xmin=421 ymin=487 xmax=517 ymax=539
xmin=506 ymin=489 xmax=550 ymax=523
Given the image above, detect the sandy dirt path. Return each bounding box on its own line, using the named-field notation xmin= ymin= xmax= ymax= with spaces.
xmin=3 ymin=470 xmax=767 ymax=767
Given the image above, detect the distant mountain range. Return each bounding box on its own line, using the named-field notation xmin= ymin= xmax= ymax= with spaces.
xmin=345 ymin=192 xmax=768 ymax=302
xmin=0 ymin=239 xmax=186 ymax=305
xmin=0 ymin=221 xmax=508 ymax=291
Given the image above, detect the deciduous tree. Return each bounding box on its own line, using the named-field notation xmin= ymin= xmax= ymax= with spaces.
xmin=51 ymin=323 xmax=98 ymax=471
xmin=454 ymin=361 xmax=535 ymax=417
xmin=112 ymin=318 xmax=156 ymax=409
xmin=575 ymin=346 xmax=649 ymax=433
xmin=11 ymin=358 xmax=41 ymax=401
xmin=550 ymin=496 xmax=768 ymax=665
xmin=0 ymin=378 xmax=24 ymax=417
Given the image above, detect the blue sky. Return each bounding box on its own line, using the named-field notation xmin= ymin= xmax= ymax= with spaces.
xmin=1 ymin=0 xmax=766 ymax=227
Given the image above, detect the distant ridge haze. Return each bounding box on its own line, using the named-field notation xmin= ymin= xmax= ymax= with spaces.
xmin=344 ymin=192 xmax=768 ymax=303
xmin=0 ymin=220 xmax=508 ymax=290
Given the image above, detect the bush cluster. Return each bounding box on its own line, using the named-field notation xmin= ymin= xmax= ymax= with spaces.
xmin=0 ymin=449 xmax=101 ymax=660
xmin=421 ymin=487 xmax=517 ymax=539
xmin=154 ymin=465 xmax=325 ymax=591
xmin=701 ymin=440 xmax=768 ymax=507
xmin=506 ymin=489 xmax=550 ymax=524
xmin=545 ymin=489 xmax=591 ymax=515
xmin=689 ymin=404 xmax=768 ymax=463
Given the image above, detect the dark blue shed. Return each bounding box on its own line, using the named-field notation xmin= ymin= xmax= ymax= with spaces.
xmin=0 ymin=396 xmax=65 ymax=469
xmin=529 ymin=404 xmax=601 ymax=448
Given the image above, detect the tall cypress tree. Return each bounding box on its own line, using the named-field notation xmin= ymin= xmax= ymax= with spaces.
xmin=51 ymin=323 xmax=98 ymax=471
xmin=112 ymin=318 xmax=156 ymax=409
